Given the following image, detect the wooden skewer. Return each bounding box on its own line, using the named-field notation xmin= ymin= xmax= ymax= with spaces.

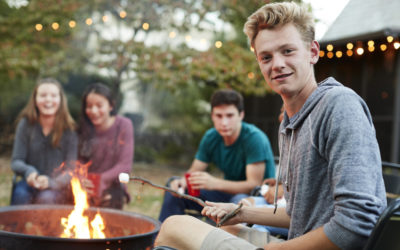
xmin=216 ymin=202 xmax=243 ymax=227
xmin=129 ymin=176 xmax=206 ymax=207
xmin=123 ymin=175 xmax=242 ymax=227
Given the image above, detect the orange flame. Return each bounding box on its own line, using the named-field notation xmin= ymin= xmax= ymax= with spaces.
xmin=60 ymin=162 xmax=105 ymax=239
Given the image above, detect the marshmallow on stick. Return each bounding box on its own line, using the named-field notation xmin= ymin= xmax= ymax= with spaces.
xmin=119 ymin=173 xmax=130 ymax=184
xmin=118 ymin=173 xmax=243 ymax=227
xmin=118 ymin=173 xmax=206 ymax=207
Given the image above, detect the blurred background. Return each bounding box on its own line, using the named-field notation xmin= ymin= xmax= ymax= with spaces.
xmin=0 ymin=0 xmax=301 ymax=166
xmin=1 ymin=0 xmax=399 ymax=216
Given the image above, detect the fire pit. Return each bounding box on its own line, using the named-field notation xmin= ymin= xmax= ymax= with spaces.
xmin=0 ymin=204 xmax=160 ymax=250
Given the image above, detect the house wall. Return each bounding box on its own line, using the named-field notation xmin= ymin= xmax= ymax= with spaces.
xmin=243 ymin=93 xmax=283 ymax=157
xmin=315 ymin=43 xmax=399 ymax=162
xmin=243 ymin=43 xmax=400 ymax=163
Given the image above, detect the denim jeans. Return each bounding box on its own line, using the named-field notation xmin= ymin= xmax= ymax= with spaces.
xmin=158 ymin=188 xmax=235 ymax=222
xmin=11 ymin=180 xmax=71 ymax=205
xmin=250 ymin=196 xmax=289 ymax=238
xmin=89 ymin=181 xmax=127 ymax=209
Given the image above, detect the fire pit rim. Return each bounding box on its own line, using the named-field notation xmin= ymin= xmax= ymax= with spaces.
xmin=0 ymin=204 xmax=161 ymax=242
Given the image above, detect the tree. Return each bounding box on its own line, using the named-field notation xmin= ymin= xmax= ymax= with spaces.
xmin=0 ymin=0 xmax=81 ymax=149
xmin=0 ymin=0 xmax=308 ymax=163
xmin=0 ymin=0 xmax=81 ymax=79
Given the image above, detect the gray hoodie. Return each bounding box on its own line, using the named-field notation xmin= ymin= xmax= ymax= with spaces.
xmin=278 ymin=77 xmax=386 ymax=249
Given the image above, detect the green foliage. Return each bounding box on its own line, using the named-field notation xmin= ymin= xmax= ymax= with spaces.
xmin=191 ymin=41 xmax=269 ymax=95
xmin=0 ymin=77 xmax=33 ymax=143
xmin=0 ymin=0 xmax=80 ymax=80
xmin=0 ymin=0 xmax=82 ymax=140
xmin=0 ymin=0 xmax=307 ymax=165
xmin=134 ymin=145 xmax=158 ymax=164
xmin=132 ymin=79 xmax=212 ymax=165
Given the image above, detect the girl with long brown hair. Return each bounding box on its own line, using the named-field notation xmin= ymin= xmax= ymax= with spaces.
xmin=78 ymin=83 xmax=134 ymax=209
xmin=11 ymin=78 xmax=78 ymax=205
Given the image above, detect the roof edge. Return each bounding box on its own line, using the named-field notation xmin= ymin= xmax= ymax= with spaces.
xmin=319 ymin=28 xmax=400 ymax=46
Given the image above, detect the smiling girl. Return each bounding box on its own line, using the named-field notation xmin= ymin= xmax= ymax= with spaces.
xmin=11 ymin=78 xmax=78 ymax=205
xmin=78 ymin=83 xmax=134 ymax=209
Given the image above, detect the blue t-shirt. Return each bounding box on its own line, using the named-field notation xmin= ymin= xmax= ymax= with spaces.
xmin=195 ymin=122 xmax=275 ymax=181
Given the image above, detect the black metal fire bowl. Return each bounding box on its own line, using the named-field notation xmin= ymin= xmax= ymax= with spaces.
xmin=0 ymin=204 xmax=160 ymax=250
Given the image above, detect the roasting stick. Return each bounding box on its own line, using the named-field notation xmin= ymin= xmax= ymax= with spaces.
xmin=119 ymin=173 xmax=206 ymax=207
xmin=216 ymin=202 xmax=243 ymax=227
xmin=119 ymin=173 xmax=242 ymax=227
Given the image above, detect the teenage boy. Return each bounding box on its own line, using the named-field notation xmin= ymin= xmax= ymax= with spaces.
xmin=158 ymin=88 xmax=276 ymax=222
xmin=154 ymin=2 xmax=386 ymax=250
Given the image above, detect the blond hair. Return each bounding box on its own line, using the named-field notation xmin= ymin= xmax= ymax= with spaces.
xmin=17 ymin=78 xmax=76 ymax=147
xmin=244 ymin=1 xmax=315 ymax=48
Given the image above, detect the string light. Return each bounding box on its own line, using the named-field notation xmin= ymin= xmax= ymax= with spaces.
xmin=368 ymin=46 xmax=375 ymax=52
xmin=85 ymin=18 xmax=93 ymax=26
xmin=366 ymin=40 xmax=375 ymax=52
xmin=367 ymin=40 xmax=374 ymax=47
xmin=215 ymin=41 xmax=223 ymax=48
xmin=69 ymin=20 xmax=76 ymax=28
xmin=169 ymin=31 xmax=176 ymax=38
xmin=27 ymin=12 xmax=400 ymax=59
xmin=346 ymin=43 xmax=354 ymax=50
xmin=51 ymin=22 xmax=59 ymax=30
xmin=356 ymin=47 xmax=364 ymax=55
xmin=35 ymin=24 xmax=43 ymax=31
xmin=119 ymin=11 xmax=127 ymax=18
xmin=320 ymin=37 xmax=399 ymax=60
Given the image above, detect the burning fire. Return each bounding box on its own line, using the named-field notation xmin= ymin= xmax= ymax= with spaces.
xmin=60 ymin=172 xmax=105 ymax=239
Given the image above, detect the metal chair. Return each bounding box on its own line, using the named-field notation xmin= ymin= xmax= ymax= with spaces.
xmin=152 ymin=246 xmax=178 ymax=250
xmin=363 ymin=198 xmax=400 ymax=250
xmin=9 ymin=174 xmax=20 ymax=205
xmin=383 ymin=173 xmax=400 ymax=204
xmin=381 ymin=162 xmax=400 ymax=205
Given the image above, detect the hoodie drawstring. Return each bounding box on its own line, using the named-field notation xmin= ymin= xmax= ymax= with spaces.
xmin=273 ymin=129 xmax=294 ymax=214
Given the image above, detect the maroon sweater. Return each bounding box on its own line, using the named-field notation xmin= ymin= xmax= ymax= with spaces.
xmin=86 ymin=115 xmax=134 ymax=195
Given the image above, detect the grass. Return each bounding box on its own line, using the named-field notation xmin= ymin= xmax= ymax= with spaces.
xmin=123 ymin=162 xmax=185 ymax=219
xmin=0 ymin=157 xmax=13 ymax=206
xmin=0 ymin=155 xmax=185 ymax=220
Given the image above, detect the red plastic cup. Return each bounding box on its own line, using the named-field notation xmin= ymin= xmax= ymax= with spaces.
xmin=87 ymin=173 xmax=101 ymax=197
xmin=184 ymin=172 xmax=200 ymax=197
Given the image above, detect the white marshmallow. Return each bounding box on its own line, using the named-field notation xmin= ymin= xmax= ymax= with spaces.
xmin=277 ymin=198 xmax=287 ymax=207
xmin=260 ymin=184 xmax=269 ymax=195
xmin=119 ymin=173 xmax=130 ymax=184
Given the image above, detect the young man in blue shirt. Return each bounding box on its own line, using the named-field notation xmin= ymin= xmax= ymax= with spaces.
xmin=158 ymin=88 xmax=276 ymax=222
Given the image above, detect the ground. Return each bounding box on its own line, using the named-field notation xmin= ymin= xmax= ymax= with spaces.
xmin=0 ymin=155 xmax=185 ymax=220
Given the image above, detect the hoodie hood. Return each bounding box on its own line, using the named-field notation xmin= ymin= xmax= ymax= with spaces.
xmin=281 ymin=77 xmax=343 ymax=131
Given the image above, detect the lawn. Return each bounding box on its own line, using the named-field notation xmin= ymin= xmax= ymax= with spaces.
xmin=0 ymin=155 xmax=185 ymax=220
